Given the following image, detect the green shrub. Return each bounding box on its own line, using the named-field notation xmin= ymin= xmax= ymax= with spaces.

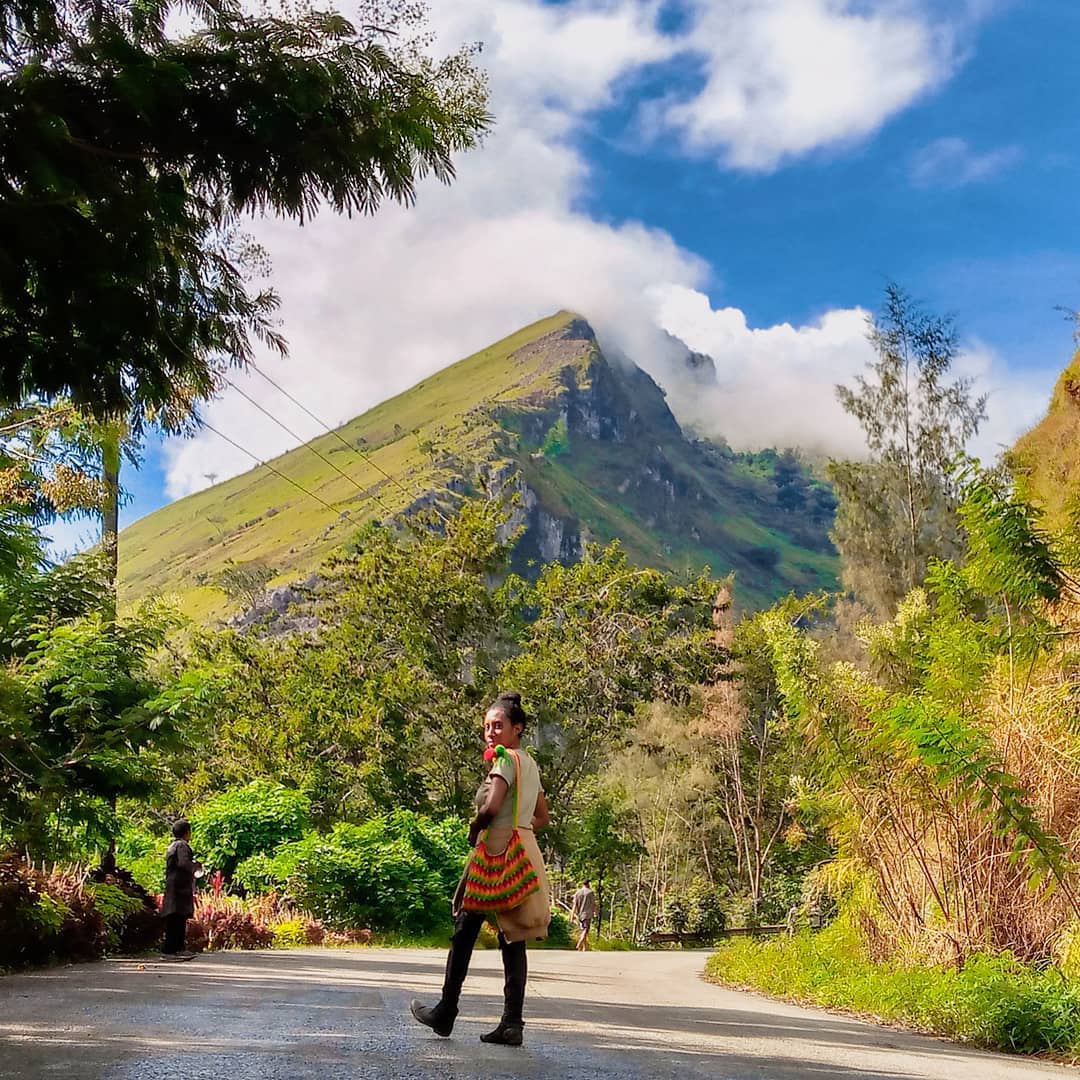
xmin=544 ymin=909 xmax=572 ymax=948
xmin=192 ymin=781 xmax=311 ymax=878
xmin=592 ymin=936 xmax=634 ymax=951
xmin=705 ymin=919 xmax=1080 ymax=1056
xmin=658 ymin=879 xmax=728 ymax=937
xmin=271 ymin=917 xmax=325 ymax=947
xmin=116 ymin=828 xmax=168 ymax=893
xmin=541 ymin=416 xmax=569 ymax=457
xmin=271 ymin=918 xmax=308 ymax=948
xmin=234 ymin=849 xmax=296 ymax=895
xmin=269 ymin=811 xmax=468 ymax=934
xmin=86 ymin=883 xmax=143 ymax=951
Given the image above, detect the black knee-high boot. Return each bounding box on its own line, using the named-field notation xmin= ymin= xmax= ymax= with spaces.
xmin=411 ymin=910 xmax=485 ymax=1037
xmin=441 ymin=911 xmax=485 ymax=1012
xmin=479 ymin=932 xmax=527 ymax=1045
xmin=499 ymin=935 xmax=527 ymax=1026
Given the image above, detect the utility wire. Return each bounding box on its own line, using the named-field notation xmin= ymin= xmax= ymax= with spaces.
xmin=197 ymin=418 xmax=339 ymax=514
xmin=247 ymin=361 xmax=447 ymax=522
xmin=224 ymin=378 xmax=398 ymax=519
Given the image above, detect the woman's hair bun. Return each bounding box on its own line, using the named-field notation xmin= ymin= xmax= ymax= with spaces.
xmin=492 ymin=691 xmax=528 ymax=729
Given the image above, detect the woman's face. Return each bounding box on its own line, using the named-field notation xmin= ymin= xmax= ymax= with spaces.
xmin=484 ymin=707 xmax=522 ymax=751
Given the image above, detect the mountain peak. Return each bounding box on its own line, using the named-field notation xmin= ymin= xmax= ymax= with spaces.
xmin=118 ymin=312 xmax=836 ymax=618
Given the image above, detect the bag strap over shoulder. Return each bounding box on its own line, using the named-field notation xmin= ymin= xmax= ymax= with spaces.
xmin=506 ymin=748 xmax=521 ymax=826
xmin=484 ymin=746 xmax=521 ymax=838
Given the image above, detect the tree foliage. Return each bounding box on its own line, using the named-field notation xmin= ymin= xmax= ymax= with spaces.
xmin=0 ymin=552 xmax=186 ymax=857
xmin=760 ymin=467 xmax=1080 ymax=963
xmin=0 ymin=0 xmax=489 ymax=425
xmin=829 ymin=284 xmax=987 ymax=613
xmin=176 ymin=500 xmax=723 ymax=850
xmin=191 ymin=780 xmax=311 ymax=879
xmin=503 ymin=546 xmax=720 ymax=824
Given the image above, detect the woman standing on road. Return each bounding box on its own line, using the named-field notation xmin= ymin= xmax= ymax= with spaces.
xmin=411 ymin=691 xmax=551 ymax=1047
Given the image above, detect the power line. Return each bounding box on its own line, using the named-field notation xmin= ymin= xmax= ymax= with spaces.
xmin=224 ymin=378 xmax=398 ymax=519
xmin=197 ymin=418 xmax=339 ymax=514
xmin=247 ymin=361 xmax=445 ymax=521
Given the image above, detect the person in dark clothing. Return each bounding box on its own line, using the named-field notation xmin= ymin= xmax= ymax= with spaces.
xmin=161 ymin=819 xmax=201 ymax=961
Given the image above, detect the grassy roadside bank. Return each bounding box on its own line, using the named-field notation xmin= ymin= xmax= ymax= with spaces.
xmin=704 ymin=920 xmax=1080 ymax=1059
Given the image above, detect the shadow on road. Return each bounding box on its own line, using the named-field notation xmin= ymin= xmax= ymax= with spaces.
xmin=0 ymin=948 xmax=1066 ymax=1079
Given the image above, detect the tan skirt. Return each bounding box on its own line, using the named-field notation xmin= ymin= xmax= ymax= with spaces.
xmin=453 ymin=825 xmax=551 ymax=943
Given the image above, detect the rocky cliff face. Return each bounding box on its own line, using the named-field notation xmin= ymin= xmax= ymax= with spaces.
xmin=484 ymin=318 xmax=835 ymax=600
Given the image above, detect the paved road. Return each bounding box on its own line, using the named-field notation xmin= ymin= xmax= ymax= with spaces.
xmin=0 ymin=947 xmax=1074 ymax=1079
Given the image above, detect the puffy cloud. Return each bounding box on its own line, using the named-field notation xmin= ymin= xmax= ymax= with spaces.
xmin=650 ymin=284 xmax=1052 ymax=465
xmin=164 ymin=0 xmax=699 ymax=497
xmin=649 ymin=284 xmax=872 ymax=455
xmin=161 ymin=0 xmax=997 ymax=497
xmin=909 ymin=136 xmax=1023 ymax=189
xmin=657 ymin=0 xmax=961 ymax=170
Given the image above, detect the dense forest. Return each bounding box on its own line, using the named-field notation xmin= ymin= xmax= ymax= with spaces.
xmin=3 ymin=0 xmax=1080 ymax=1060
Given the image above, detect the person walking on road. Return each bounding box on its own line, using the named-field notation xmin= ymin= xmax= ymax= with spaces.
xmin=571 ymin=880 xmax=597 ymax=951
xmin=161 ymin=819 xmax=201 ymax=961
xmin=411 ymin=692 xmax=551 ymax=1047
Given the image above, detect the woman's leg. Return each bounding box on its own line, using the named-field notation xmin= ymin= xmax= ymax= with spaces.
xmin=480 ymin=932 xmax=527 ymax=1045
xmin=499 ymin=933 xmax=528 ymax=1027
xmin=411 ymin=910 xmax=486 ymax=1036
xmin=440 ymin=910 xmax=486 ymax=1012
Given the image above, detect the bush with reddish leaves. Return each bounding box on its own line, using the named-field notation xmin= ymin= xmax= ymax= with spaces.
xmin=193 ymin=894 xmax=274 ymax=951
xmin=325 ymin=928 xmax=373 ymax=946
xmin=47 ymin=870 xmax=108 ymax=962
xmin=87 ymin=865 xmax=161 ymax=954
xmin=185 ymin=918 xmax=210 ymax=954
xmin=0 ymin=854 xmax=165 ymax=970
xmin=0 ymin=857 xmax=64 ymax=970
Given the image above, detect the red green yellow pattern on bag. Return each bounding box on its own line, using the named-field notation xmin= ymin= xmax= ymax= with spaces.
xmin=461 ymin=747 xmax=541 ymax=913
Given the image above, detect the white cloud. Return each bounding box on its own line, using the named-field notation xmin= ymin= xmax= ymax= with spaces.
xmin=952 ymin=340 xmax=1057 ymax=458
xmin=164 ymin=0 xmax=703 ymax=497
xmin=161 ymin=0 xmax=1005 ymax=497
xmin=909 ymin=136 xmax=1023 ymax=189
xmin=658 ymin=0 xmax=961 ymax=170
xmin=650 ymin=284 xmax=872 ymax=455
xmin=649 ymin=284 xmax=1052 ymax=466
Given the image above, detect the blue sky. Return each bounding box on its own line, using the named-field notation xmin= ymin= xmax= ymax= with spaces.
xmin=582 ymin=0 xmax=1079 ymax=354
xmin=53 ymin=0 xmax=1080 ymax=553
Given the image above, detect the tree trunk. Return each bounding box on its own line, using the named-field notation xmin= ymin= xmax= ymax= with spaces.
xmin=101 ymin=429 xmax=120 ymax=609
xmin=596 ymin=871 xmax=604 ymax=940
xmin=100 ymin=425 xmax=121 ymax=872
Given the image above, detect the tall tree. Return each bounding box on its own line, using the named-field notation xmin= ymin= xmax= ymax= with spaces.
xmin=829 ymin=284 xmax=987 ymax=613
xmin=0 ymin=0 xmax=489 ymax=425
xmin=701 ymin=592 xmax=823 ymax=913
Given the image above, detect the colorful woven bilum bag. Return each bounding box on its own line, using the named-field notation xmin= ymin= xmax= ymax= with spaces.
xmin=462 ymin=747 xmax=541 ymax=914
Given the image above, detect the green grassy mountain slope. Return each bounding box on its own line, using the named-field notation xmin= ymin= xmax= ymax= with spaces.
xmin=1010 ymin=348 xmax=1080 ymax=528
xmin=118 ymin=312 xmax=837 ymax=617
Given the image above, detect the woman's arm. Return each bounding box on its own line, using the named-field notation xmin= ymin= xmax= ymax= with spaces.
xmin=468 ymin=775 xmax=509 ymax=845
xmin=531 ymin=790 xmax=551 ymax=831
